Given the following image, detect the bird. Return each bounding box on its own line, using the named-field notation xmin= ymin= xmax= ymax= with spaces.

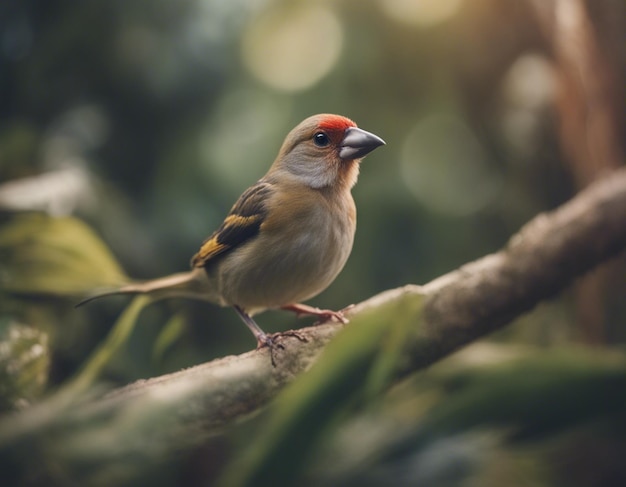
xmin=77 ymin=114 xmax=385 ymax=362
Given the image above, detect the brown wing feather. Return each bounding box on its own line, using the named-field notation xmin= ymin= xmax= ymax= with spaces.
xmin=190 ymin=181 xmax=272 ymax=268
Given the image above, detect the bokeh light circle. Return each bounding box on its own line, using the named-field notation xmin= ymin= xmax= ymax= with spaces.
xmin=242 ymin=5 xmax=343 ymax=92
xmin=400 ymin=114 xmax=502 ymax=216
xmin=379 ymin=0 xmax=464 ymax=27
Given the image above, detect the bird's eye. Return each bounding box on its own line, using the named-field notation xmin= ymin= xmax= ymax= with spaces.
xmin=313 ymin=132 xmax=330 ymax=147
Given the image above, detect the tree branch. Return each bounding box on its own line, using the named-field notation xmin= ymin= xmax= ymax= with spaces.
xmin=2 ymin=167 xmax=626 ymax=461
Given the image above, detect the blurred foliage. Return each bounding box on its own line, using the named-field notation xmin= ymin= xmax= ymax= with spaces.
xmin=0 ymin=213 xmax=127 ymax=297
xmin=301 ymin=344 xmax=626 ymax=487
xmin=0 ymin=318 xmax=49 ymax=412
xmin=219 ymin=293 xmax=423 ymax=487
xmin=0 ymin=0 xmax=625 ymax=485
xmin=62 ymin=295 xmax=149 ymax=397
xmin=2 ymin=344 xmax=625 ymax=487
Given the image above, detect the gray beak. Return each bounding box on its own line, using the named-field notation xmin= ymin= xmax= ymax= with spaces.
xmin=339 ymin=127 xmax=386 ymax=160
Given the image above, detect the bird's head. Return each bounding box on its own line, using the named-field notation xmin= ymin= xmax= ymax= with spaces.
xmin=270 ymin=114 xmax=385 ymax=190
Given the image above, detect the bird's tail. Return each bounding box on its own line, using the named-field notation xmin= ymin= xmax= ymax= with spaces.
xmin=75 ymin=268 xmax=214 ymax=307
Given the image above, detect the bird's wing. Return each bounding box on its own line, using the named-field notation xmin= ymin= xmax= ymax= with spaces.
xmin=190 ymin=181 xmax=272 ymax=268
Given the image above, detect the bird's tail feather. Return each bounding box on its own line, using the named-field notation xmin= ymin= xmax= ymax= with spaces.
xmin=75 ymin=269 xmax=213 ymax=307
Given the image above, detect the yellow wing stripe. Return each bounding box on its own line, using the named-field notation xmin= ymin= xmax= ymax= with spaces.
xmin=191 ymin=213 xmax=264 ymax=267
xmin=196 ymin=237 xmax=226 ymax=261
xmin=222 ymin=214 xmax=261 ymax=227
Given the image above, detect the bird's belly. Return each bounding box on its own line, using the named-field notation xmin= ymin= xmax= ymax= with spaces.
xmin=215 ymin=221 xmax=353 ymax=313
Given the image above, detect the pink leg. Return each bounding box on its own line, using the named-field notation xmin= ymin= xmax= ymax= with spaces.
xmin=281 ymin=303 xmax=352 ymax=324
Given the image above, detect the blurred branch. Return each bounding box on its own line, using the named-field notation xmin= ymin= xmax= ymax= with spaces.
xmin=2 ymin=167 xmax=626 ymax=471
xmin=531 ymin=0 xmax=624 ymax=185
xmin=531 ymin=0 xmax=626 ymax=343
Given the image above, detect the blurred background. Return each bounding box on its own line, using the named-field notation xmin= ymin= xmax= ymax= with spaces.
xmin=1 ymin=0 xmax=625 ymax=485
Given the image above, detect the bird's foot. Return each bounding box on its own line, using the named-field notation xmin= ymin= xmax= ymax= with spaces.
xmin=256 ymin=330 xmax=309 ymax=367
xmin=281 ymin=303 xmax=353 ymax=324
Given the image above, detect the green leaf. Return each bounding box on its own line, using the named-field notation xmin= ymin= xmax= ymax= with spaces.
xmin=62 ymin=295 xmax=151 ymax=397
xmin=0 ymin=213 xmax=127 ymax=297
xmin=152 ymin=312 xmax=186 ymax=363
xmin=417 ymin=349 xmax=626 ymax=443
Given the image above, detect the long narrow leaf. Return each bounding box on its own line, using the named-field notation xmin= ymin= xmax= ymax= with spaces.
xmin=219 ymin=292 xmax=424 ymax=487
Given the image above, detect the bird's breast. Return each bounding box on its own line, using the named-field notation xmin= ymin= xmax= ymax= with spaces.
xmin=215 ymin=188 xmax=356 ymax=312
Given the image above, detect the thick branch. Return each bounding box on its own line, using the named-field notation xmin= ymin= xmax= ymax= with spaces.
xmin=2 ymin=168 xmax=626 ymax=458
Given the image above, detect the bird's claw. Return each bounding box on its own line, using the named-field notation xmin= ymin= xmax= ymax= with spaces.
xmin=309 ymin=304 xmax=354 ymax=324
xmin=313 ymin=309 xmax=348 ymax=325
xmin=256 ymin=330 xmax=308 ymax=366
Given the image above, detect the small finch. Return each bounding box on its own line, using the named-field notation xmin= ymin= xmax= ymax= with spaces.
xmin=78 ymin=114 xmax=385 ymax=362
